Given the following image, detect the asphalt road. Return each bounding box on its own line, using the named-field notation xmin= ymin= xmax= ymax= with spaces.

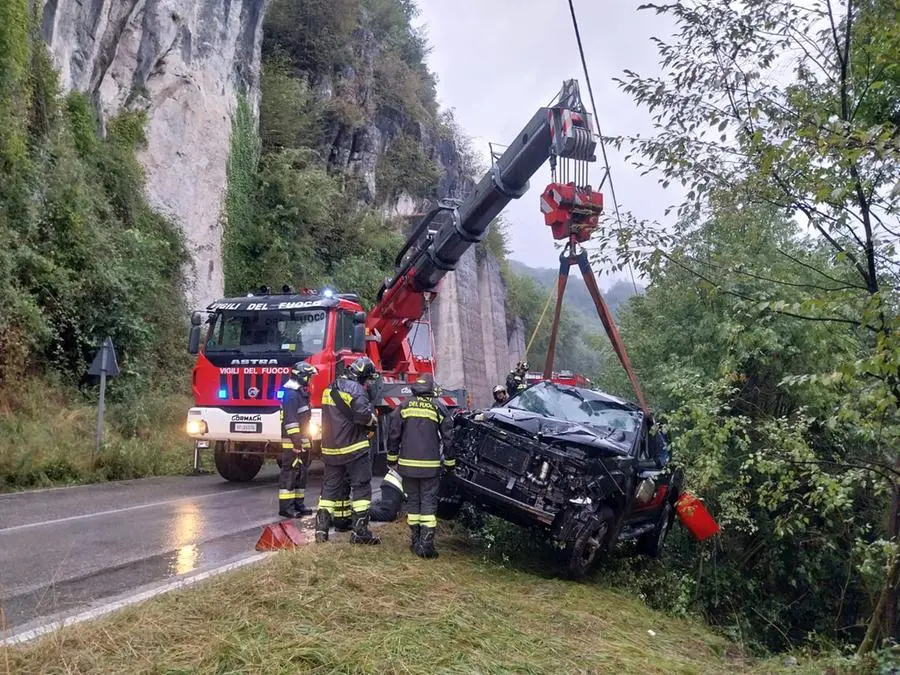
xmin=0 ymin=462 xmax=368 ymax=639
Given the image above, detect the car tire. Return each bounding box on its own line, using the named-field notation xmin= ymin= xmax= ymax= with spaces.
xmin=637 ymin=501 xmax=674 ymax=558
xmin=436 ymin=497 xmax=463 ymax=521
xmin=565 ymin=506 xmax=614 ymax=579
xmin=214 ymin=442 xmax=264 ymax=482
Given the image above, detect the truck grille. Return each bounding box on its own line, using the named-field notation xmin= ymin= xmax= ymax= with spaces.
xmin=219 ymin=371 xmax=290 ymax=401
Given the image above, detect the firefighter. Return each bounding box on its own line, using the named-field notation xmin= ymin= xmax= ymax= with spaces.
xmin=278 ymin=361 xmax=317 ymax=518
xmin=315 ymin=356 xmax=380 ymax=545
xmin=369 ymin=467 xmax=405 ymax=522
xmin=506 ymin=361 xmax=529 ymax=398
xmin=492 ymin=384 xmax=509 ymax=406
xmin=387 ymin=373 xmax=454 ymax=558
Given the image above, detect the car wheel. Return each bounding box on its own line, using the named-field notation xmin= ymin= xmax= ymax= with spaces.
xmin=214 ymin=442 xmax=264 ymax=482
xmin=436 ymin=497 xmax=463 ymax=521
xmin=637 ymin=501 xmax=674 ymax=558
xmin=565 ymin=507 xmax=614 ymax=579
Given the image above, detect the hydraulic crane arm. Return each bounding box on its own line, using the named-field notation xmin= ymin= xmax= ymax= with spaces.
xmin=368 ymin=80 xmax=597 ymax=373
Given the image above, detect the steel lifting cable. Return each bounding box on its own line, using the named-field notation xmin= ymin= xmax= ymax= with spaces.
xmin=566 ymin=0 xmax=640 ymax=295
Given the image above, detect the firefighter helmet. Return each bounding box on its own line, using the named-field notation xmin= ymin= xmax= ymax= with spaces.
xmin=291 ymin=361 xmax=317 ymax=383
xmin=515 ymin=361 xmax=529 ymax=373
xmin=493 ymin=384 xmax=507 ymax=395
xmin=411 ymin=373 xmax=435 ymax=396
xmin=348 ymin=356 xmax=377 ymax=382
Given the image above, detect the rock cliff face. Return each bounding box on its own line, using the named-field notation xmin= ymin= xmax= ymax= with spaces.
xmin=431 ymin=250 xmax=525 ymax=407
xmin=40 ymin=0 xmax=523 ymax=402
xmin=41 ymin=0 xmax=268 ymax=310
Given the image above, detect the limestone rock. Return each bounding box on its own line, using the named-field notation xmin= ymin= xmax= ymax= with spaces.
xmin=41 ymin=0 xmax=268 ymax=310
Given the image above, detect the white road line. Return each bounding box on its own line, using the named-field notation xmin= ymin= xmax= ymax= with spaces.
xmin=0 ymin=552 xmax=272 ymax=646
xmin=0 ymin=484 xmax=271 ymax=535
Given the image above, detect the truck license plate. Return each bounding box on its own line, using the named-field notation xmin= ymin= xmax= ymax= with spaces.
xmin=232 ymin=422 xmax=261 ymax=433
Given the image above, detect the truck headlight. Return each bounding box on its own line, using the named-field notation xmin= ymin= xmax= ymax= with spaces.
xmin=186 ymin=419 xmax=208 ymax=436
xmin=308 ymin=408 xmax=322 ymax=440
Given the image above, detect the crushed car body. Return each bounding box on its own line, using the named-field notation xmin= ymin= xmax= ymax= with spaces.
xmin=441 ymin=381 xmax=684 ymax=577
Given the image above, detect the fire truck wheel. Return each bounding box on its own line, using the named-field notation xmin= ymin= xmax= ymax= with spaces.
xmin=213 ymin=442 xmax=264 ymax=482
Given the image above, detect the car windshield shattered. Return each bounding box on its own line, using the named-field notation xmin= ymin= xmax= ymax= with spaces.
xmin=507 ymin=382 xmax=642 ymax=434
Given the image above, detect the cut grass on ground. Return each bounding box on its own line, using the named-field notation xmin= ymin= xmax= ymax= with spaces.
xmin=3 ymin=522 xmax=825 ymax=674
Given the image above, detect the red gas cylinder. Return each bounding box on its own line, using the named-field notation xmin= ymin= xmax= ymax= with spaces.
xmin=675 ymin=492 xmax=720 ymax=541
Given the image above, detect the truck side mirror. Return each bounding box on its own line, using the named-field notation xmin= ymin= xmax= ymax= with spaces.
xmin=353 ymin=311 xmax=367 ymax=324
xmin=352 ymin=324 xmax=366 ymax=353
xmin=190 ymin=311 xmax=203 ymax=326
xmin=188 ymin=325 xmax=202 ymax=354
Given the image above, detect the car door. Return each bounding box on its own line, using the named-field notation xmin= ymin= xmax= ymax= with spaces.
xmin=625 ymin=421 xmax=672 ymax=526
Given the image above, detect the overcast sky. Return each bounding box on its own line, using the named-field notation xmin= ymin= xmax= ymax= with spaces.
xmin=414 ymin=0 xmax=681 ymax=276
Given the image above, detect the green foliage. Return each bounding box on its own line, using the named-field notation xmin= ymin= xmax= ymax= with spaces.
xmin=589 ymin=0 xmax=900 ymax=653
xmin=258 ymin=55 xmax=321 ymax=151
xmin=226 ymin=0 xmax=448 ymax=302
xmin=376 ymin=133 xmax=440 ymax=201
xmin=0 ymin=9 xmax=187 ymax=390
xmin=262 ymin=0 xmax=358 ymax=76
xmin=0 ymin=379 xmax=194 ymax=491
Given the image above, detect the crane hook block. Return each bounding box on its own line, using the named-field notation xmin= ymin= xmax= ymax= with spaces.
xmin=540 ymin=183 xmax=604 ymax=242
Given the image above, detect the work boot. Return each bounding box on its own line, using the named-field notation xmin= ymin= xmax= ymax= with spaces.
xmin=409 ymin=525 xmax=421 ymax=553
xmin=279 ymin=504 xmax=299 ymax=519
xmin=350 ymin=511 xmax=380 ymax=545
xmin=333 ymin=515 xmax=352 ymax=532
xmin=314 ymin=509 xmax=332 ymax=543
xmin=416 ymin=527 xmax=438 ymax=559
xmin=293 ymin=499 xmax=313 ymax=517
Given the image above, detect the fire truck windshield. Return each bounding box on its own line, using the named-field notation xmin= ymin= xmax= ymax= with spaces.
xmin=205 ymin=310 xmax=327 ymax=356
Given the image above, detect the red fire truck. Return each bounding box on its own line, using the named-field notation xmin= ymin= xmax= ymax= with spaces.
xmin=185 ymin=80 xmax=602 ymax=482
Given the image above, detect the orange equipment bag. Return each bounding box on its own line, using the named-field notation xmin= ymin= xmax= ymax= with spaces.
xmin=675 ymin=492 xmax=720 ymax=541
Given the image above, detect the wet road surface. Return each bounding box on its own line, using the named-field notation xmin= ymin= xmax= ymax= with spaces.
xmin=0 ymin=462 xmax=372 ymax=638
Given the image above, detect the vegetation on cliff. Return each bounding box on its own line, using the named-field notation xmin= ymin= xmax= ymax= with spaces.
xmin=0 ymin=4 xmax=191 ymax=489
xmin=223 ymin=0 xmax=453 ymax=303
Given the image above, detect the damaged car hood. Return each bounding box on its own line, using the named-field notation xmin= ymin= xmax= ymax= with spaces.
xmin=480 ymin=407 xmax=632 ymax=456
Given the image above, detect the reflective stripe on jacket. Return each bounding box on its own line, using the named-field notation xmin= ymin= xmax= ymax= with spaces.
xmin=321 ymin=377 xmax=375 ymax=463
xmin=387 ymin=395 xmax=454 ymax=478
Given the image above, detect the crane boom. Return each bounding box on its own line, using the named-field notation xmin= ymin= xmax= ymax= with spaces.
xmin=368 ymin=80 xmax=598 ymax=373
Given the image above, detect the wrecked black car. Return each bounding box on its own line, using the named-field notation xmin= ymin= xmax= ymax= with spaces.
xmin=439 ymin=381 xmax=683 ymax=577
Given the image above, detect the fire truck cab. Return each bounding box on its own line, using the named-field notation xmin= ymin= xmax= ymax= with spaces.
xmin=186 ymin=287 xmax=460 ymax=482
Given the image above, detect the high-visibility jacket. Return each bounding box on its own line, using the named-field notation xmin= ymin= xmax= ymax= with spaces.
xmin=506 ymin=372 xmax=528 ymax=398
xmin=321 ymin=376 xmax=376 ymax=464
xmin=280 ymin=379 xmax=311 ymax=450
xmin=387 ymin=395 xmax=454 ymax=478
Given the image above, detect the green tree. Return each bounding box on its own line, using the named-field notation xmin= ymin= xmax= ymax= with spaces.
xmin=600 ymin=0 xmax=899 ymax=652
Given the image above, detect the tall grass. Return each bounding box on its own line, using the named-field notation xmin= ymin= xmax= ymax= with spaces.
xmin=0 ymin=379 xmax=194 ymax=491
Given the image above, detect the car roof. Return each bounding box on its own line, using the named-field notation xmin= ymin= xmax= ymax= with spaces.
xmin=532 ymin=381 xmax=642 ymax=412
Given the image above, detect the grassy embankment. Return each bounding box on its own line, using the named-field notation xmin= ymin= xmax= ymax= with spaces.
xmin=0 ymin=381 xmax=195 ymax=492
xmin=2 ymin=522 xmax=828 ymax=674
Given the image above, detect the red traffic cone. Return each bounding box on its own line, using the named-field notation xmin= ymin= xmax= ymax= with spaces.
xmin=255 ymin=519 xmax=310 ymax=551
